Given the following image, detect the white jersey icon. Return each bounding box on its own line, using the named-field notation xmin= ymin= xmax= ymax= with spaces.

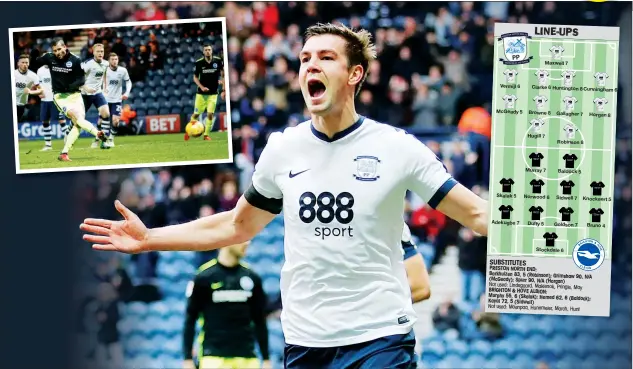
xmin=593 ymin=97 xmax=608 ymax=112
xmin=561 ymin=70 xmax=576 ymax=87
xmin=563 ymin=123 xmax=578 ymax=139
xmin=530 ymin=118 xmax=545 ymax=133
xmin=503 ymin=69 xmax=518 ymax=83
xmin=535 ymin=70 xmax=549 ymax=86
xmin=502 ymin=94 xmax=518 ymax=109
xmin=550 ymin=45 xmax=565 ymax=60
xmin=594 ymin=72 xmax=609 ymax=87
xmin=81 ymin=58 xmax=108 ymax=95
xmin=562 ymin=96 xmax=578 ymax=112
xmin=533 ymin=95 xmax=548 ymax=110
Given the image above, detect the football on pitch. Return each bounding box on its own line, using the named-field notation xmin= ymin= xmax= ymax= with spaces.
xmin=186 ymin=121 xmax=205 ymax=138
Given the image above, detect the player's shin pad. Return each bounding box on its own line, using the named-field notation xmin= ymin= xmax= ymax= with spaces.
xmin=101 ymin=118 xmax=111 ymax=136
xmin=205 ymin=115 xmax=214 ymax=136
xmin=110 ymin=123 xmax=118 ymax=137
xmin=62 ymin=126 xmax=80 ymax=153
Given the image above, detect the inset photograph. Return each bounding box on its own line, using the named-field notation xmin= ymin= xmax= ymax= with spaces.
xmin=11 ymin=17 xmax=232 ymax=174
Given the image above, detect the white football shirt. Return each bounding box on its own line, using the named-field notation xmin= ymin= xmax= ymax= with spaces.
xmin=533 ymin=95 xmax=548 ymax=109
xmin=37 ymin=66 xmax=54 ymax=102
xmin=550 ymin=45 xmax=565 ymax=59
xmin=594 ymin=72 xmax=609 ymax=87
xmin=502 ymin=94 xmax=518 ymax=109
xmin=530 ymin=118 xmax=545 ymax=132
xmin=104 ymin=66 xmax=132 ymax=103
xmin=503 ymin=69 xmax=518 ymax=83
xmin=563 ymin=96 xmax=577 ymax=111
xmin=561 ymin=70 xmax=576 ymax=87
xmin=535 ymin=70 xmax=549 ymax=86
xmin=81 ymin=58 xmax=108 ymax=95
xmin=250 ymin=118 xmax=456 ymax=347
xmin=15 ymin=69 xmax=40 ymax=106
xmin=563 ymin=124 xmax=577 ymax=139
xmin=593 ymin=97 xmax=608 ymax=112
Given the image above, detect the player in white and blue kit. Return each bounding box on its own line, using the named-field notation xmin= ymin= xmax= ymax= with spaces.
xmin=81 ymin=23 xmax=489 ymax=369
xmin=14 ymin=54 xmax=42 ymax=123
xmin=80 ymin=43 xmax=111 ymax=149
xmin=37 ymin=65 xmax=68 ymax=151
xmin=102 ymin=52 xmax=132 ymax=148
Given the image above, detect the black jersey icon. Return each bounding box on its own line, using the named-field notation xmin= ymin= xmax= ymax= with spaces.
xmin=529 ymin=152 xmax=544 ymax=167
xmin=590 ymin=181 xmax=605 ymax=196
xmin=559 ymin=207 xmax=574 ymax=222
xmin=499 ymin=205 xmax=514 ymax=220
xmin=543 ymin=232 xmax=558 ymax=247
xmin=563 ymin=153 xmax=578 ymax=169
xmin=560 ymin=180 xmax=575 ymax=195
xmin=530 ymin=179 xmax=545 ymax=194
xmin=589 ymin=208 xmax=604 ymax=223
xmin=529 ymin=206 xmax=544 ymax=221
xmin=500 ymin=178 xmax=515 ymax=193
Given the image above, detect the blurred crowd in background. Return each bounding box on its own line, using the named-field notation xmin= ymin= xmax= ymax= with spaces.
xmin=65 ymin=2 xmax=631 ymax=368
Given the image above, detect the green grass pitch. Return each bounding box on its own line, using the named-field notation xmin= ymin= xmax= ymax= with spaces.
xmin=17 ymin=132 xmax=230 ymax=171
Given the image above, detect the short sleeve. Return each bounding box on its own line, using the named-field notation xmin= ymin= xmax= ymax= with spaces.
xmin=31 ymin=72 xmax=40 ymax=86
xmin=251 ymin=132 xmax=283 ymax=199
xmin=401 ymin=224 xmax=418 ymax=260
xmin=403 ymin=134 xmax=455 ymax=209
xmin=124 ymin=68 xmax=131 ymax=82
xmin=194 ymin=60 xmax=201 ymax=76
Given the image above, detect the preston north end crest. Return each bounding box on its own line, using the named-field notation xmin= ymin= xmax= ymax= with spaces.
xmin=499 ymin=32 xmax=533 ymax=65
xmin=353 ymin=156 xmax=380 ymax=181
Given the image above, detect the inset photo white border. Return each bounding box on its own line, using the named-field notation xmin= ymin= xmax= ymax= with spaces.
xmin=10 ymin=17 xmax=233 ymax=174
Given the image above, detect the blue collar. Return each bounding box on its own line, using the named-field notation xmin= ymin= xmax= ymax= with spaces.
xmin=310 ymin=116 xmax=365 ymax=143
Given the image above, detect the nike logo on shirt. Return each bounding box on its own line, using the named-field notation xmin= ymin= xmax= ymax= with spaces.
xmin=289 ymin=169 xmax=310 ymax=178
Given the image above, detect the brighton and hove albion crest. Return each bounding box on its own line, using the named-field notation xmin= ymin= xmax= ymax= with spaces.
xmin=353 ymin=156 xmax=380 ymax=182
xmin=499 ymin=32 xmax=533 ymax=65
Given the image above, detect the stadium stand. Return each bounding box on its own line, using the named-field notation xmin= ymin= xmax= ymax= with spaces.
xmin=70 ymin=2 xmax=632 ymax=369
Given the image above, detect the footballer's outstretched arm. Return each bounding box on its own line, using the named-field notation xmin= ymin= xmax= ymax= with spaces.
xmin=81 ymin=193 xmax=277 ymax=254
xmin=436 ymin=183 xmax=489 ymax=236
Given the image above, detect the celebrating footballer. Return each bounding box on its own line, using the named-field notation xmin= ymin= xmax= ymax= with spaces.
xmin=82 ymin=23 xmax=488 ymax=369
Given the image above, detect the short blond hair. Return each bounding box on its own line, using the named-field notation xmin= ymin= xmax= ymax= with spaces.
xmin=305 ymin=22 xmax=377 ymax=96
xmin=93 ymin=43 xmax=104 ymax=50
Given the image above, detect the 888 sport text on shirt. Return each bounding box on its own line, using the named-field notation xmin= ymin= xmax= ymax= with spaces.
xmin=248 ymin=116 xmax=456 ymax=347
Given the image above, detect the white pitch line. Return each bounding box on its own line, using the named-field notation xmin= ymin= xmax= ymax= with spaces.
xmin=495 ymin=145 xmax=611 ymax=152
xmin=491 ymin=253 xmax=570 ymax=258
xmin=529 ymin=39 xmax=612 ymax=45
xmin=518 ymin=224 xmax=587 ymax=230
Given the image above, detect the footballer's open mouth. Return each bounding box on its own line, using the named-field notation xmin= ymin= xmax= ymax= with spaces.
xmin=307 ymin=79 xmax=326 ymax=99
